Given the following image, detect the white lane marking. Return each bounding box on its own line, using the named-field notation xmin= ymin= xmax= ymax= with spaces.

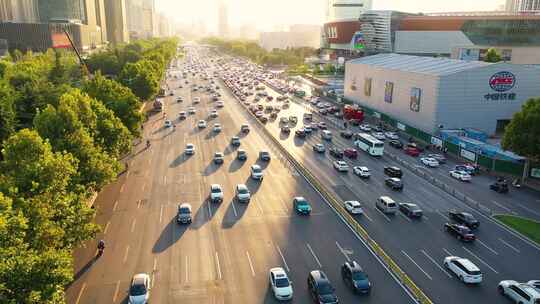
xmin=136 ymin=200 xmax=141 ymax=209
xmin=131 ymin=219 xmax=137 ymax=232
xmin=423 ymin=215 xmax=429 ymax=220
xmin=123 ymin=246 xmax=130 ymax=263
xmin=401 ymin=250 xmax=432 ymax=280
xmin=153 ymin=257 xmax=157 ymax=271
xmin=255 ymin=198 xmax=264 ymax=215
xmin=113 ymin=200 xmax=118 ymax=212
xmin=185 ymin=256 xmax=189 ymax=283
xmin=336 ymin=241 xmax=351 ymax=262
xmin=307 ymin=243 xmax=322 ymax=268
xmin=246 ymin=251 xmax=256 ymax=276
xmin=159 ymin=205 xmax=163 ymax=223
xmin=164 ymin=176 xmax=167 ymax=185
xmin=374 ymin=207 xmax=392 ymax=222
xmin=126 ymin=171 xmax=130 ymax=179
xmin=421 ymin=249 xmax=452 ymax=278
xmin=75 ymin=283 xmax=86 ymax=304
xmin=120 ymin=184 xmax=125 ymax=193
xmin=142 ymin=183 xmax=146 ymax=192
xmin=112 ymin=280 xmax=120 ymax=302
xmin=152 ymin=272 xmax=155 ymax=288
xmin=362 ymin=212 xmax=374 ymax=222
xmin=103 ymin=221 xmax=110 ymax=234
xmin=231 ymin=200 xmax=238 ymax=217
xmin=436 ymin=210 xmax=448 ymax=220
xmin=491 ymin=200 xmax=517 ymax=214
xmin=476 ymin=239 xmax=499 ymax=255
xmin=442 ymin=248 xmax=453 ymax=257
xmin=513 ymin=203 xmax=540 ymax=217
xmin=276 ymin=245 xmax=290 ymax=272
xmin=398 ymin=212 xmax=412 ymax=222
xmin=461 ymin=246 xmax=499 ymax=274
xmin=215 ymin=252 xmax=222 ymax=280
xmin=498 ymin=238 xmax=520 ymax=253
xmin=279 ymin=198 xmax=289 ymax=214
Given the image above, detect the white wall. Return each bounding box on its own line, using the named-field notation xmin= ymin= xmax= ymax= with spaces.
xmin=395 ymin=31 xmax=473 ymax=55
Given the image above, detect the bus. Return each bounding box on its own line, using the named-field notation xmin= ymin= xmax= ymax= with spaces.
xmin=354 ymin=133 xmax=384 ymax=156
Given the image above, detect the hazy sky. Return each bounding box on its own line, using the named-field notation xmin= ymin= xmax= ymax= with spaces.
xmin=156 ymin=0 xmax=505 ymax=32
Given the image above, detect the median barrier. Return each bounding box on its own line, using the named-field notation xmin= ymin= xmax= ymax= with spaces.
xmin=225 ymin=80 xmax=432 ymax=304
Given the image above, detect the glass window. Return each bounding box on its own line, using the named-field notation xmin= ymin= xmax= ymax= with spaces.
xmin=410 ymin=87 xmax=421 ymax=112
xmin=364 ymin=77 xmax=372 ymax=96
xmin=384 ymin=82 xmax=393 ymax=103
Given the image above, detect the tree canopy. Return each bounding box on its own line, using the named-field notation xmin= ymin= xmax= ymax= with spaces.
xmin=502 ymin=97 xmax=540 ymax=161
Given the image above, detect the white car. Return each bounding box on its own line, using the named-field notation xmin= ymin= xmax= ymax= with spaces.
xmin=188 ymin=107 xmax=196 ymax=114
xmin=216 ymin=100 xmax=224 ymax=107
xmin=343 ymin=200 xmax=363 ymax=215
xmin=176 ymin=97 xmax=183 ymax=102
xmin=235 ymin=184 xmax=251 ymax=203
xmin=269 ymin=267 xmax=293 ymax=301
xmin=213 ymin=123 xmax=222 ymax=132
xmin=250 ymin=164 xmax=264 ymax=180
xmin=280 ymin=117 xmax=289 ymax=124
xmin=371 ymin=132 xmax=385 ymax=140
xmin=164 ymin=120 xmax=172 ymax=128
xmin=210 ymin=184 xmax=223 ymax=203
xmin=499 ymin=280 xmax=540 ymax=304
xmin=185 ymin=143 xmax=195 ymax=155
xmin=421 ymin=157 xmax=440 ymax=167
xmin=384 ymin=132 xmax=399 ymax=140
xmin=333 ymin=160 xmax=349 ymax=172
xmin=313 ymin=144 xmax=325 ymax=153
xmin=353 ymin=166 xmax=371 ymax=178
xmin=304 ymin=125 xmax=312 ymax=133
xmin=443 ymin=256 xmax=482 ymax=284
xmin=128 ymin=273 xmax=150 ymax=304
xmin=210 ymin=110 xmax=218 ymax=117
xmin=528 ymin=280 xmax=540 ymax=290
xmin=359 ymin=124 xmax=371 ymax=132
xmin=197 ymin=120 xmax=207 ymax=128
xmin=449 ymin=170 xmax=472 ymax=182
xmin=193 ymin=97 xmax=201 ymax=104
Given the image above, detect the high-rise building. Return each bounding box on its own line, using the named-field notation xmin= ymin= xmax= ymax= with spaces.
xmin=140 ymin=0 xmax=156 ymax=38
xmin=326 ymin=0 xmax=372 ymax=22
xmin=95 ymin=0 xmax=107 ymax=42
xmin=126 ymin=0 xmax=144 ymax=38
xmin=218 ymin=0 xmax=229 ymax=38
xmin=0 ymin=0 xmax=38 ymax=23
xmin=506 ymin=0 xmax=540 ymax=11
xmin=38 ymin=0 xmax=86 ymax=23
xmin=105 ymin=0 xmax=129 ymax=44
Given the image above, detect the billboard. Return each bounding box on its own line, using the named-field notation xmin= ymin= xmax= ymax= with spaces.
xmin=350 ymin=31 xmax=366 ymax=50
xmin=410 ymin=87 xmax=422 ymax=112
xmin=364 ymin=77 xmax=372 ymax=96
xmin=51 ymin=32 xmax=71 ymax=49
xmin=384 ymin=81 xmax=393 ymax=103
xmin=458 ymin=48 xmax=480 ymax=61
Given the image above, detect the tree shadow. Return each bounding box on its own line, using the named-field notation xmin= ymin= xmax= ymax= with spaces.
xmin=152 ymin=216 xmax=189 ymax=253
xmin=228 ymin=159 xmax=245 ymax=173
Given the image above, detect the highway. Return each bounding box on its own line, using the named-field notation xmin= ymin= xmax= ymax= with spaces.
xmin=241 ymin=74 xmax=540 ymax=304
xmin=65 ymin=53 xmax=415 ymax=303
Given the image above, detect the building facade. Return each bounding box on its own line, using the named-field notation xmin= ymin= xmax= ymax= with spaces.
xmin=0 ymin=0 xmax=38 ymax=22
xmin=38 ymin=0 xmax=85 ymax=23
xmin=105 ymin=0 xmax=129 ymax=45
xmin=326 ymin=0 xmax=372 ymax=22
xmin=506 ymin=0 xmax=540 ymax=11
xmin=344 ymin=53 xmax=540 ymax=135
xmin=259 ymin=25 xmax=320 ymax=51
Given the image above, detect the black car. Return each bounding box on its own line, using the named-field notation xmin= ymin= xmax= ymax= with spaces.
xmin=340 ymin=130 xmax=353 ymax=139
xmin=444 ymin=223 xmax=475 ymax=241
xmin=399 ymin=203 xmax=423 ymax=218
xmin=259 ymin=151 xmax=271 ymax=161
xmin=236 ymin=150 xmax=247 ymax=161
xmin=384 ymin=166 xmax=403 ymax=178
xmin=389 ymin=139 xmax=403 ymax=149
xmin=385 ymin=178 xmax=403 ymax=191
xmin=329 ymin=147 xmax=344 ymax=159
xmin=448 ymin=211 xmax=479 ymax=229
xmin=341 ymin=261 xmax=371 ymax=294
xmin=308 ymin=270 xmax=339 ymax=304
xmin=490 ymin=178 xmax=509 ymax=193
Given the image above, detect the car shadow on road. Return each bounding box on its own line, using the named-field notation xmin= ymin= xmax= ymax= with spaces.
xmin=255 ymin=159 xmax=270 ymax=170
xmin=191 ymin=200 xmax=212 ymax=230
xmin=170 ymin=153 xmax=191 ymax=168
xmin=66 ymin=257 xmax=97 ymax=288
xmin=293 ymin=137 xmax=306 ymax=147
xmin=205 ymin=131 xmax=219 ymax=140
xmin=279 ymin=132 xmax=290 ymax=140
xmin=245 ymin=177 xmax=262 ymax=194
xmin=189 ymin=127 xmax=204 ymax=136
xmin=223 ymin=145 xmax=238 ymax=155
xmin=228 ymin=159 xmax=245 ymax=172
xmin=203 ymin=161 xmax=221 ymax=176
xmin=152 ymin=217 xmax=189 ymax=253
xmin=221 ymin=198 xmax=248 ymax=229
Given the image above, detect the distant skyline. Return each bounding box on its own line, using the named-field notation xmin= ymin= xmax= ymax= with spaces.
xmin=156 ymin=0 xmax=505 ymax=33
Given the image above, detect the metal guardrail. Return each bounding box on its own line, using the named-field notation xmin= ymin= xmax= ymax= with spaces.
xmin=225 ymin=80 xmax=433 ymax=304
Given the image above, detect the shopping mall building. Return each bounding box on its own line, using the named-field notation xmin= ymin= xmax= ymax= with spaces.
xmin=344 ymin=53 xmax=540 ymax=136
xmin=322 ymin=11 xmax=540 ymax=64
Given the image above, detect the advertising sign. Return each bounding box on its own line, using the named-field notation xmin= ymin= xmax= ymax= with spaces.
xmin=458 ymin=48 xmax=480 ymax=61
xmin=350 ymin=31 xmax=366 ymax=50
xmin=384 ymin=81 xmax=393 ymax=103
xmin=531 ymin=168 xmax=540 ymax=179
xmin=489 ymin=71 xmax=516 ymax=92
xmin=51 ymin=32 xmax=71 ymax=49
xmin=410 ymin=87 xmax=422 ymax=112
xmin=373 ymin=111 xmax=381 ymax=119
xmin=460 ymin=148 xmax=477 ymax=162
xmin=431 ymin=136 xmax=443 ymax=148
xmin=397 ymin=122 xmax=406 ymax=131
xmin=364 ymin=77 xmax=372 ymax=96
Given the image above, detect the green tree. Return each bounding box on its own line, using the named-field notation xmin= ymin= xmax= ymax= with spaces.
xmin=84 ymin=73 xmax=143 ymax=136
xmin=86 ymin=51 xmax=121 ymax=76
xmin=118 ymin=60 xmax=160 ymax=101
xmin=485 ymin=48 xmax=502 ymax=63
xmin=501 ymin=98 xmax=540 ymax=161
xmin=0 ymin=81 xmax=16 ymax=143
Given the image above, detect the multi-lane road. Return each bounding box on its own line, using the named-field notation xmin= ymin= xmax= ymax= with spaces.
xmin=65 ymin=53 xmax=416 ymax=303
xmin=242 ymin=70 xmax=540 ymax=304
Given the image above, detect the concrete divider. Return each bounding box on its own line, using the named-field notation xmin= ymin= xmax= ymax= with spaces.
xmin=225 ymin=80 xmax=432 ymax=304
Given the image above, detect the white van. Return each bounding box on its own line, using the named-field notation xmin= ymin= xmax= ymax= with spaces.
xmin=376 ymin=196 xmax=398 ymax=214
xmin=321 ymin=130 xmax=332 ymax=141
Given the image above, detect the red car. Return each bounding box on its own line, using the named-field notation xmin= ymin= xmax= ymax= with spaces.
xmin=404 ymin=146 xmax=420 ymax=157
xmin=344 ymin=148 xmax=358 ymax=159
